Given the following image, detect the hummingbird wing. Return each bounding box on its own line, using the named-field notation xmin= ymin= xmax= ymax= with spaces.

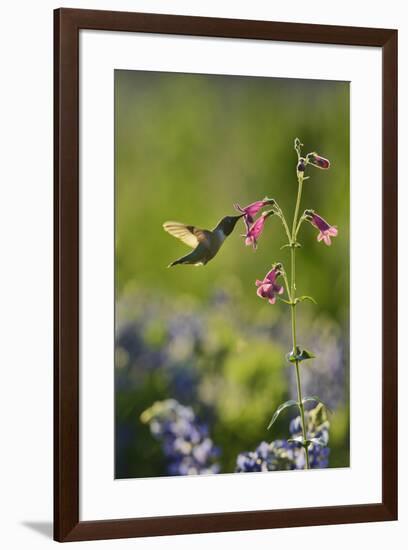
xmin=162 ymin=221 xmax=211 ymax=249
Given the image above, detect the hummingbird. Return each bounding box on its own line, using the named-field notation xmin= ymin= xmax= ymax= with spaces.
xmin=163 ymin=215 xmax=243 ymax=267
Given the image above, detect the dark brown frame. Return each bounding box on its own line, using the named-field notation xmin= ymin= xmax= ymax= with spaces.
xmin=54 ymin=7 xmax=398 ymax=542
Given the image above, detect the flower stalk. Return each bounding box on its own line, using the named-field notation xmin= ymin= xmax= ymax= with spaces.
xmin=234 ymin=137 xmax=336 ymax=470
xmin=289 ymin=166 xmax=310 ymax=468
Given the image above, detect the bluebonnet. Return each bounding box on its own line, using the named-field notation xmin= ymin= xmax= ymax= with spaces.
xmin=115 ymin=291 xmax=342 ymax=477
xmin=141 ymin=399 xmax=220 ymax=476
xmin=115 ymin=293 xmax=231 ymax=477
xmin=236 ymin=440 xmax=296 ymax=472
xmin=284 ymin=316 xmax=346 ymax=411
xmin=236 ymin=404 xmax=330 ymax=472
xmin=115 ymin=295 xmax=206 ymax=403
xmin=289 ymin=404 xmax=330 ymax=469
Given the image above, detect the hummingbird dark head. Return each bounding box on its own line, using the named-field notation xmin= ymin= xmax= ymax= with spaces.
xmin=216 ymin=215 xmax=243 ymax=236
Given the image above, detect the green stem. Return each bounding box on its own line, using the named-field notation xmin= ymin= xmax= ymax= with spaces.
xmin=295 ymin=367 xmax=310 ymax=469
xmin=274 ymin=204 xmax=292 ymax=243
xmin=291 ymin=301 xmax=310 ymax=469
xmin=289 ymin=174 xmax=310 ymax=469
xmin=295 ymin=215 xmax=305 ymax=241
xmin=291 ymin=177 xmax=304 ymax=240
xmin=281 ymin=270 xmax=292 ymax=302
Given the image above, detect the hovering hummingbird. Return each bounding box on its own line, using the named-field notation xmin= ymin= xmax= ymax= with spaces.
xmin=163 ymin=215 xmax=243 ymax=267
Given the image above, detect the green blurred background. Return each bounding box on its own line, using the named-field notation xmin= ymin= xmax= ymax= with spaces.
xmin=115 ymin=70 xmax=350 ymax=478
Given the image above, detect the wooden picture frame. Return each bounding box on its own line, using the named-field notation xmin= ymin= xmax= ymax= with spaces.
xmin=54 ymin=7 xmax=397 ymax=542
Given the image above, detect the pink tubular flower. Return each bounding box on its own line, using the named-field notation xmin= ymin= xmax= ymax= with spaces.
xmin=306 ymin=210 xmax=338 ymax=246
xmin=244 ymin=211 xmax=272 ymax=249
xmin=234 ymin=198 xmax=275 ymax=231
xmin=255 ymin=265 xmax=284 ymax=305
xmin=307 ymin=153 xmax=330 ymax=170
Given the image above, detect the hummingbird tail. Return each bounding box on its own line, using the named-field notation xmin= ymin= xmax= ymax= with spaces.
xmin=167 ymin=253 xmax=205 ymax=267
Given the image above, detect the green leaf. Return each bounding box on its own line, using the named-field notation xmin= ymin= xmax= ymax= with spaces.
xmin=277 ymin=297 xmax=293 ymax=305
xmin=286 ymin=347 xmax=316 ymax=363
xmin=286 ymin=347 xmax=300 ymax=363
xmin=302 ymin=396 xmax=333 ymax=414
xmin=298 ymin=349 xmax=315 ymax=361
xmin=267 ymin=400 xmax=299 ymax=430
xmin=295 ymin=295 xmax=317 ymax=305
xmin=280 ymin=242 xmax=302 ymax=250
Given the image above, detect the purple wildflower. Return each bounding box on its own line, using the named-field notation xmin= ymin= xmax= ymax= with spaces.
xmin=234 ymin=198 xmax=275 ymax=231
xmin=236 ymin=440 xmax=296 ymax=472
xmin=141 ymin=399 xmax=220 ymax=476
xmin=289 ymin=404 xmax=330 ymax=469
xmin=255 ymin=264 xmax=284 ymax=305
xmin=306 ymin=210 xmax=338 ymax=246
xmin=244 ymin=211 xmax=273 ymax=249
xmin=236 ymin=404 xmax=330 ymax=473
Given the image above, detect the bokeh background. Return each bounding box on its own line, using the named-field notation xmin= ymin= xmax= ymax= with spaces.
xmin=114 ymin=69 xmax=350 ymax=478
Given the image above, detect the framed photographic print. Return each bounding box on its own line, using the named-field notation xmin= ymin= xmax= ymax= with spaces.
xmin=54 ymin=8 xmax=398 ymax=542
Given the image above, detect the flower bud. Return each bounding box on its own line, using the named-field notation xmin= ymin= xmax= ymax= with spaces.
xmin=294 ymin=138 xmax=303 ymax=156
xmin=307 ymin=153 xmax=330 ymax=170
xmin=297 ymin=158 xmax=306 ymax=172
